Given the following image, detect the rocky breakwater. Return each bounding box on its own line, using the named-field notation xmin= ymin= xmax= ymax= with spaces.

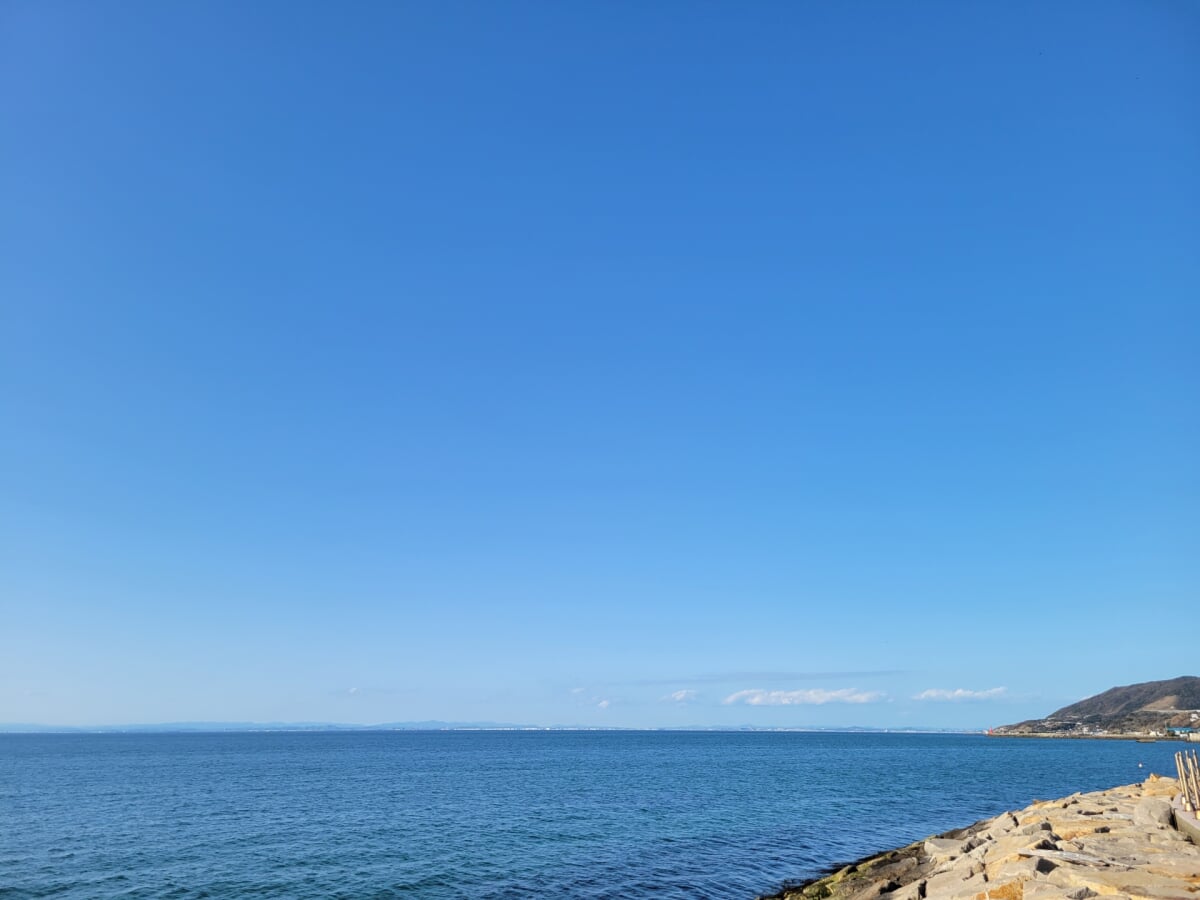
xmin=763 ymin=775 xmax=1199 ymax=900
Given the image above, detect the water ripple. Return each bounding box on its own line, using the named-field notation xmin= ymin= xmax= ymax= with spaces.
xmin=0 ymin=732 xmax=1178 ymax=898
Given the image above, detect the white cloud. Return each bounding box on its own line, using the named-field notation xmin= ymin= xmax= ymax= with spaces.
xmin=570 ymin=687 xmax=586 ymax=695
xmin=913 ymin=687 xmax=1007 ymax=702
xmin=723 ymin=688 xmax=885 ymax=706
xmin=347 ymin=687 xmax=360 ymax=696
xmin=597 ymin=699 xmax=611 ymax=709
xmin=663 ymin=690 xmax=697 ymax=703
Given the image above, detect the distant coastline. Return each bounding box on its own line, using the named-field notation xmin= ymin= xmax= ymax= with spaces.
xmin=988 ymin=731 xmax=1199 ymax=742
xmin=0 ymin=722 xmax=987 ymax=735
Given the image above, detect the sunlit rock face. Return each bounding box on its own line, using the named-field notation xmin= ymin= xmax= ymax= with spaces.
xmin=766 ymin=774 xmax=1200 ymax=900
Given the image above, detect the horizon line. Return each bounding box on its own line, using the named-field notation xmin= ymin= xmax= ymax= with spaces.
xmin=0 ymin=720 xmax=990 ymax=734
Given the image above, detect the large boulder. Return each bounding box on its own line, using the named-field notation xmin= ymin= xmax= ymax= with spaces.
xmin=1132 ymin=798 xmax=1173 ymax=828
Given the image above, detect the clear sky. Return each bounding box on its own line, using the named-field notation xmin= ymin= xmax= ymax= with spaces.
xmin=2 ymin=1 xmax=1197 ymax=730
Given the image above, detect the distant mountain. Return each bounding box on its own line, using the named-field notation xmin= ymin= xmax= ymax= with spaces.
xmin=992 ymin=676 xmax=1200 ymax=736
xmin=1054 ymin=677 xmax=1200 ymax=719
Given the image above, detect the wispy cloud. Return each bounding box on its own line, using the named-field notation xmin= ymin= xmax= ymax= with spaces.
xmin=335 ymin=686 xmax=399 ymax=698
xmin=662 ymin=690 xmax=697 ymax=703
xmin=624 ymin=670 xmax=905 ymax=687
xmin=569 ymin=688 xmax=614 ymax=710
xmin=913 ymin=687 xmax=1007 ymax=702
xmin=723 ymin=688 xmax=885 ymax=706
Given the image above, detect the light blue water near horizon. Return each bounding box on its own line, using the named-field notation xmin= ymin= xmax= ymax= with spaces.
xmin=0 ymin=732 xmax=1184 ymax=899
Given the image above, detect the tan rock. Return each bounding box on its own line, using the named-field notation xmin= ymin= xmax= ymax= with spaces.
xmin=888 ymin=880 xmax=925 ymax=900
xmin=766 ymin=776 xmax=1198 ymax=900
xmin=1138 ymin=852 xmax=1200 ymax=879
xmin=1020 ymin=885 xmax=1091 ymax=899
xmin=1145 ymin=829 xmax=1190 ymax=845
xmin=1018 ymin=821 xmax=1056 ymax=836
xmin=1132 ymin=799 xmax=1174 ymax=829
xmin=984 ymin=835 xmax=1061 ymax=869
xmin=926 ymin=837 xmax=968 ymax=861
xmin=1045 ymin=863 xmax=1194 ymax=900
xmin=989 ymin=855 xmax=1058 ymax=882
xmin=844 ymin=880 xmax=897 ymax=900
xmin=1141 ymin=775 xmax=1179 ymax=799
xmin=926 ymin=868 xmax=988 ymax=898
xmin=966 ymin=880 xmax=1025 ymax=900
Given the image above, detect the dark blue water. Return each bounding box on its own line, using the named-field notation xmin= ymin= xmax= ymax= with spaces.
xmin=0 ymin=732 xmax=1181 ymax=898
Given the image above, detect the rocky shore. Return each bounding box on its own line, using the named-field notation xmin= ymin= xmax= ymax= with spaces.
xmin=762 ymin=775 xmax=1199 ymax=900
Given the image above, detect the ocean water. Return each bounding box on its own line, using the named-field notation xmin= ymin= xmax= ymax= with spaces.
xmin=0 ymin=731 xmax=1182 ymax=898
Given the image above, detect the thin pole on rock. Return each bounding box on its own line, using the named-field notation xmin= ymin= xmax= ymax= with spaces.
xmin=1185 ymin=751 xmax=1194 ymax=810
xmin=1177 ymin=751 xmax=1198 ymax=812
xmin=1186 ymin=750 xmax=1200 ymax=811
xmin=1191 ymin=750 xmax=1200 ymax=810
xmin=1190 ymin=753 xmax=1197 ymax=812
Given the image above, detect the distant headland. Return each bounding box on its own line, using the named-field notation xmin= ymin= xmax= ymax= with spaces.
xmin=990 ymin=676 xmax=1200 ymax=740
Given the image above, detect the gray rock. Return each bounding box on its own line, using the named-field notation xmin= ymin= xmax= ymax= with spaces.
xmin=923 ymin=838 xmax=964 ymax=861
xmin=845 ymin=880 xmax=899 ymax=900
xmin=1132 ymin=798 xmax=1173 ymax=828
xmin=1017 ymin=820 xmax=1053 ymax=835
xmin=885 ymin=881 xmax=924 ymax=900
xmin=924 ymin=867 xmax=984 ymax=898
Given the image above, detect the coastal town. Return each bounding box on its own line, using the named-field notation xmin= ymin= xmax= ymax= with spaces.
xmin=987 ymin=717 xmax=1200 ymax=741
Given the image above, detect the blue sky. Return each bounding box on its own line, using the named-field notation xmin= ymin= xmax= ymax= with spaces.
xmin=2 ymin=1 xmax=1197 ymax=729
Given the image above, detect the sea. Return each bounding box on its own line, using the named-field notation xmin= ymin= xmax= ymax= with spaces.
xmin=0 ymin=731 xmax=1183 ymax=899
